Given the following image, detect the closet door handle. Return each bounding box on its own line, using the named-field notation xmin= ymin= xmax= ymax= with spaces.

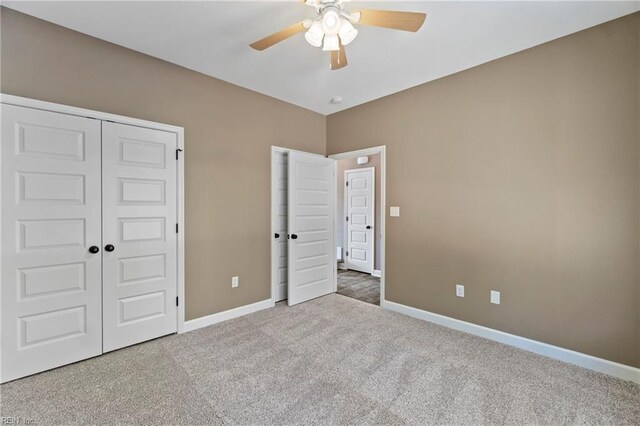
xmin=275 ymin=233 xmax=280 ymax=239
xmin=366 ymin=225 xmax=371 ymax=229
xmin=105 ymin=244 xmax=115 ymax=252
xmin=89 ymin=245 xmax=100 ymax=254
xmin=291 ymin=234 xmax=298 ymax=240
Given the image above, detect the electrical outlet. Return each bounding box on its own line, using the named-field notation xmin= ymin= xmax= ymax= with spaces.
xmin=232 ymin=276 xmax=239 ymax=288
xmin=456 ymin=285 xmax=464 ymax=298
xmin=490 ymin=290 xmax=500 ymax=305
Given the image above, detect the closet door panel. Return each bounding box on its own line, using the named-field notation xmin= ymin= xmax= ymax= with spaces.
xmin=102 ymin=122 xmax=177 ymax=352
xmin=1 ymin=104 xmax=103 ymax=383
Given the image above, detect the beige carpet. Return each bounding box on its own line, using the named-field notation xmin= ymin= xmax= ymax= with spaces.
xmin=2 ymin=294 xmax=639 ymax=425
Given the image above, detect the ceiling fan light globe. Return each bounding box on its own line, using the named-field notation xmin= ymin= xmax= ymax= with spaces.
xmin=305 ymin=21 xmax=324 ymax=47
xmin=322 ymin=34 xmax=340 ymax=51
xmin=325 ymin=14 xmax=337 ymax=28
xmin=305 ymin=32 xmax=323 ymax=48
xmin=322 ymin=9 xmax=341 ymax=35
xmin=338 ymin=18 xmax=358 ymax=45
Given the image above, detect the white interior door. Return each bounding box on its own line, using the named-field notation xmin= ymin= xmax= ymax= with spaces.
xmin=1 ymin=104 xmax=103 ymax=382
xmin=287 ymin=152 xmax=335 ymax=306
xmin=102 ymin=122 xmax=177 ymax=352
xmin=273 ymin=150 xmax=288 ymax=302
xmin=345 ymin=168 xmax=374 ymax=274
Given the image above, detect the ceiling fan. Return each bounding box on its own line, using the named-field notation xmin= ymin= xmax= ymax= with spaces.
xmin=250 ymin=0 xmax=426 ymax=70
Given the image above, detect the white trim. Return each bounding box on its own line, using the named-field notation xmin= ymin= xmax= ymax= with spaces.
xmin=270 ymin=147 xmax=281 ymax=303
xmin=182 ymin=299 xmax=275 ymax=333
xmin=336 ymin=157 xmax=340 ymax=293
xmin=176 ymin=129 xmax=186 ymax=333
xmin=329 ymin=146 xmax=386 ymax=304
xmin=330 ymin=146 xmax=386 ymax=161
xmin=382 ymin=300 xmax=640 ymax=384
xmin=372 ymin=270 xmax=382 ymax=278
xmin=1 ymin=94 xmax=187 ymax=335
xmin=344 ymin=167 xmax=375 ymax=274
xmin=0 ymin=94 xmax=182 ymax=134
xmin=345 ymin=166 xmax=375 ymax=175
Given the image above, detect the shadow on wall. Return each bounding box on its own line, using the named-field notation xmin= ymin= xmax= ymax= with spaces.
xmin=336 ymin=153 xmax=382 ymax=271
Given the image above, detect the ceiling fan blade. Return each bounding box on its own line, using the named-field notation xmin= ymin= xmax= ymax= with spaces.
xmin=250 ymin=22 xmax=306 ymax=51
xmin=355 ymin=9 xmax=426 ymax=32
xmin=330 ymin=43 xmax=348 ymax=70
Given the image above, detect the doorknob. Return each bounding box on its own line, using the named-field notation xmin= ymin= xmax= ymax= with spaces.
xmin=366 ymin=225 xmax=372 ymax=229
xmin=275 ymin=233 xmax=280 ymax=238
xmin=89 ymin=245 xmax=100 ymax=254
xmin=105 ymin=244 xmax=115 ymax=252
xmin=291 ymin=234 xmax=298 ymax=240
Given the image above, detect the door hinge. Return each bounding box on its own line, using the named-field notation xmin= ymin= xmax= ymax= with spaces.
xmin=176 ymin=148 xmax=183 ymax=160
xmin=176 ymin=223 xmax=179 ymax=233
xmin=346 ymin=251 xmax=349 ymax=256
xmin=346 ymin=216 xmax=348 ymax=221
xmin=346 ymin=181 xmax=348 ymax=186
xmin=176 ymin=296 xmax=179 ymax=307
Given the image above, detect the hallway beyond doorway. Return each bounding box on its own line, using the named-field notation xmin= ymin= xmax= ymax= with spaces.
xmin=336 ymin=269 xmax=380 ymax=305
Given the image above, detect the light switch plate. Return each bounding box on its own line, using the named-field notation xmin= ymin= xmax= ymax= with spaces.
xmin=491 ymin=290 xmax=500 ymax=304
xmin=456 ymin=285 xmax=464 ymax=298
xmin=232 ymin=276 xmax=239 ymax=288
xmin=390 ymin=206 xmax=400 ymax=217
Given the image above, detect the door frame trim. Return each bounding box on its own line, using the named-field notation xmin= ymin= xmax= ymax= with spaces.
xmin=0 ymin=94 xmax=187 ymax=334
xmin=329 ymin=146 xmax=386 ymax=304
xmin=343 ymin=166 xmax=375 ymax=274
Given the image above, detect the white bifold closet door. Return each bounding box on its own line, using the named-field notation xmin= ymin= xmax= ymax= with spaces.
xmin=102 ymin=122 xmax=178 ymax=352
xmin=1 ymin=104 xmax=179 ymax=382
xmin=0 ymin=105 xmax=103 ymax=382
xmin=287 ymin=152 xmax=335 ymax=306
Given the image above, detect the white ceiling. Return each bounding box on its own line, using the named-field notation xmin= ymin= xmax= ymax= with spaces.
xmin=5 ymin=1 xmax=639 ymax=115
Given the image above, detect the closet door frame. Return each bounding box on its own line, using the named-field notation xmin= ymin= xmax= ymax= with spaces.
xmin=0 ymin=94 xmax=187 ymax=334
xmin=270 ymin=147 xmax=289 ymax=303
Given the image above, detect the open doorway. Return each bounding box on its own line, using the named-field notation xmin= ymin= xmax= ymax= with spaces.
xmin=270 ymin=146 xmax=385 ymax=308
xmin=330 ymin=147 xmax=385 ymax=306
xmin=270 ymin=147 xmax=336 ymax=306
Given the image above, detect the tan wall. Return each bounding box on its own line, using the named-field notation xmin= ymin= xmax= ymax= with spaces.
xmin=327 ymin=13 xmax=640 ymax=367
xmin=0 ymin=7 xmax=326 ymax=321
xmin=336 ymin=154 xmax=382 ymax=270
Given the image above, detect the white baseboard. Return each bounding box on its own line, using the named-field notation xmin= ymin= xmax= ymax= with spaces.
xmin=182 ymin=299 xmax=275 ymax=333
xmin=372 ymin=270 xmax=382 ymax=278
xmin=382 ymin=300 xmax=640 ymax=384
